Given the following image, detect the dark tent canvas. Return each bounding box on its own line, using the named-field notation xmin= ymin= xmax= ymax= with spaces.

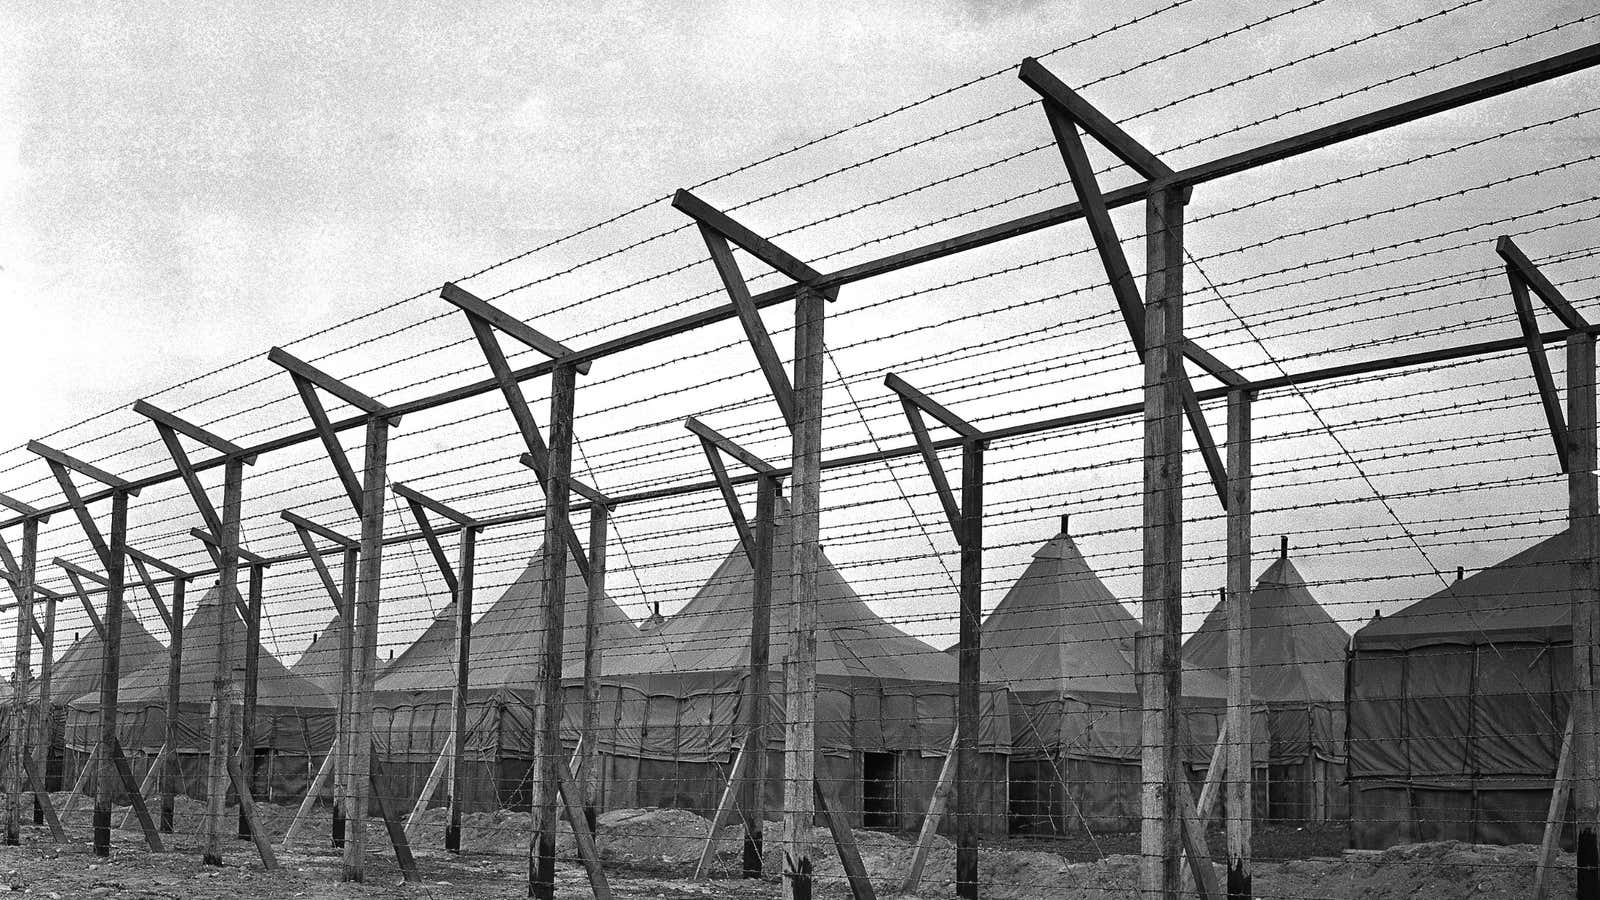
xmin=63 ymin=584 xmax=335 ymax=802
xmin=1347 ymin=529 xmax=1576 ymax=849
xmin=50 ymin=615 xmax=167 ymax=710
xmin=980 ymin=520 xmax=1252 ymax=834
xmin=1184 ymin=546 xmax=1349 ymax=822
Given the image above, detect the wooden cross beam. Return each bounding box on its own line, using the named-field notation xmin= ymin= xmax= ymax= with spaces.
xmin=28 ymin=442 xmax=136 ymax=571
xmin=441 ymin=282 xmax=591 ymax=374
xmin=673 ymin=189 xmax=836 ymax=432
xmin=269 ymin=348 xmax=400 ymax=517
xmin=133 ymin=401 xmax=259 ymax=464
xmin=390 ymin=484 xmax=478 ymax=598
xmin=279 ymin=512 xmax=353 ymax=616
xmin=124 ymin=547 xmax=189 ymax=634
xmin=0 ymin=493 xmax=49 ymax=523
xmin=186 ymin=529 xmax=269 ymax=619
xmin=684 ymin=417 xmax=781 ymax=568
xmin=0 ymin=536 xmax=50 ymax=646
xmin=1499 ymin=236 xmax=1585 ymax=472
xmin=1018 ymin=61 xmax=1231 ymax=507
xmin=512 ymin=454 xmax=595 ymax=580
xmin=55 ymin=559 xmax=107 ymax=639
xmin=885 ymin=374 xmax=980 ymax=545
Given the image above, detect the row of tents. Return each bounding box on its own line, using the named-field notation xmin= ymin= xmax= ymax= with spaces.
xmin=8 ymin=509 xmax=1359 ymax=838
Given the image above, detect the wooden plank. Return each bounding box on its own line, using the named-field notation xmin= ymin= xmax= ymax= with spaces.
xmin=19 ymin=755 xmax=64 ymax=842
xmin=685 ymin=416 xmax=779 ymax=475
xmin=1017 ymin=57 xmax=1173 ymax=180
xmin=58 ymin=744 xmax=95 ymax=827
xmin=47 ymin=462 xmax=113 ymax=570
xmin=237 ymin=564 xmax=264 ymax=840
xmin=281 ymin=510 xmax=358 ymax=548
xmin=366 ymin=747 xmax=419 ymax=883
xmin=1184 ymin=339 xmax=1247 ymax=388
xmin=401 ymin=498 xmax=460 ymax=598
xmin=225 ymin=749 xmax=279 ymax=870
xmin=694 ymin=736 xmax=754 ymax=878
xmin=1534 ymin=712 xmax=1576 ymax=900
xmin=404 ymin=734 xmax=453 ymax=843
xmin=1498 ymin=235 xmax=1588 ymax=329
xmin=59 ymin=564 xmax=108 ymax=638
xmin=115 ymin=743 xmax=165 ymax=831
xmin=91 ymin=491 xmax=128 ymax=859
xmin=1226 ymin=389 xmax=1254 ymax=899
xmin=342 ymin=420 xmax=391 ymax=883
xmin=1139 ymin=187 xmax=1187 ymax=897
xmin=814 ymin=778 xmax=876 ymax=900
xmin=701 ymin=439 xmax=758 ymax=566
xmin=288 ymin=375 xmax=367 ymax=515
xmin=673 ymin=189 xmax=831 ymax=289
xmin=700 ymin=227 xmax=798 ymax=429
xmin=107 ymin=740 xmax=163 ymax=852
xmin=269 ymin=347 xmax=400 ymax=420
xmin=440 ymin=282 xmax=591 ymax=373
xmin=555 ymin=757 xmax=614 ymax=900
xmin=280 ymin=738 xmax=338 ymax=853
xmin=885 ymin=373 xmax=981 ymax=438
xmin=447 ymin=528 xmax=475 ymax=854
xmin=203 ymin=460 xmax=243 ymax=867
xmin=782 ymin=287 xmax=825 ymax=900
xmin=188 ymin=528 xmax=273 ymax=568
xmin=3 ymin=519 xmax=36 ymax=845
xmin=529 ymin=365 xmax=576 ymax=900
xmin=27 ymin=442 xmax=138 ymax=494
xmin=1512 ymin=274 xmax=1571 ymax=471
xmin=133 ymin=400 xmax=258 ymax=463
xmin=155 ymin=426 xmax=224 ymax=538
xmin=955 ymin=439 xmax=982 ymax=900
xmin=900 ymin=401 xmax=963 ymax=541
xmin=291 ymin=523 xmax=348 ymax=613
xmin=333 ymin=545 xmax=356 ymax=852
xmin=1566 ymin=333 xmax=1599 ymax=900
xmin=903 ymin=730 xmax=960 ymax=893
xmin=1179 ymin=793 xmax=1222 ymax=900
xmin=579 ymin=503 xmax=607 ymax=831
xmin=126 ymin=554 xmax=173 ymax=633
xmin=391 ymin=482 xmax=480 ymax=527
xmin=1197 ymin=720 xmax=1228 ymax=824
xmin=32 ymin=589 xmax=56 ymax=831
xmin=742 ymin=477 xmax=776 ymax=879
xmin=160 ymin=581 xmax=183 ymax=833
xmin=0 ymin=492 xmax=49 ymax=522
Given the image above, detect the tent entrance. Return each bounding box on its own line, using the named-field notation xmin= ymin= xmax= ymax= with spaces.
xmin=862 ymin=752 xmax=897 ymax=829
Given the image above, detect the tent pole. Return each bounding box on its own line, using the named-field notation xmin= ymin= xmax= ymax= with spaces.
xmin=529 ymin=363 xmax=578 ymax=900
xmin=342 ymin=418 xmax=391 ymax=882
xmin=447 ymin=527 xmax=475 ymax=853
xmin=237 ymin=562 xmax=263 ymax=839
xmin=743 ymin=475 xmax=776 ymax=878
xmin=204 ymin=459 xmax=243 ymax=866
xmin=161 ymin=579 xmax=185 ymax=832
xmin=580 ymin=501 xmax=607 ymax=833
xmin=1569 ymin=332 xmax=1599 ymax=899
xmin=1226 ymin=388 xmax=1254 ymax=898
xmin=1139 ymin=187 xmax=1188 ymax=897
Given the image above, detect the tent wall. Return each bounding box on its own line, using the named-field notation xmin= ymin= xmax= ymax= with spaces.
xmin=1347 ymin=639 xmax=1569 ymax=848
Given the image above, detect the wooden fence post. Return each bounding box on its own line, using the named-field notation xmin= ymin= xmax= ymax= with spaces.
xmin=447 ymin=527 xmax=476 ymax=853
xmin=1569 ymin=333 xmax=1598 ymax=899
xmin=1226 ymin=389 xmax=1253 ymax=899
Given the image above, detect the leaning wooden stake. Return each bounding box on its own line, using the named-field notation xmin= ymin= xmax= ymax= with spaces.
xmin=694 ymin=736 xmax=754 ymax=878
xmin=404 ymin=733 xmax=453 ymax=843
xmin=280 ymin=736 xmax=338 ymax=852
xmin=815 ymin=778 xmax=876 ymax=900
xmin=556 ymin=756 xmax=613 ymax=900
xmin=107 ymin=740 xmax=163 ymax=851
xmin=782 ymin=287 xmax=826 ymax=900
xmin=58 ymin=744 xmax=96 ymax=827
xmin=1535 ymin=711 xmax=1577 ymax=900
xmin=903 ymin=729 xmax=960 ymax=894
xmin=1226 ymin=387 xmax=1254 ymax=899
xmin=1569 ymin=331 xmax=1599 ymax=900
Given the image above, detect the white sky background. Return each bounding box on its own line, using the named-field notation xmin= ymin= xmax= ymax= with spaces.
xmin=0 ymin=1 xmax=1598 ymax=682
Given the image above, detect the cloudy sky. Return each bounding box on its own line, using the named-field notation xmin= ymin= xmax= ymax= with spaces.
xmin=1 ymin=1 xmax=1597 ymax=672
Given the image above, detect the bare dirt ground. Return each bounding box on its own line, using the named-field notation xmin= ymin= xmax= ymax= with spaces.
xmin=0 ymin=796 xmax=1572 ymax=899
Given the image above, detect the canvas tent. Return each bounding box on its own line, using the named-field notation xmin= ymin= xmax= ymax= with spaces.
xmin=64 ymin=584 xmax=336 ymax=802
xmin=369 ymin=552 xmax=640 ymax=811
xmin=1347 ymin=529 xmax=1575 ymax=848
xmin=603 ymin=504 xmax=1013 ymax=834
xmin=1185 ymin=542 xmax=1349 ymax=823
xmin=982 ymin=517 xmax=1254 ymax=834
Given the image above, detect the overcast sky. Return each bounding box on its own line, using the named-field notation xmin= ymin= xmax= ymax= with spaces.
xmin=2 ymin=2 xmax=1598 ymax=670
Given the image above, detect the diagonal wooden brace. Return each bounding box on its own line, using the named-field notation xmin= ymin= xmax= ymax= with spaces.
xmin=270 ymin=347 xmax=399 ymax=517
xmin=1509 ymin=267 xmax=1570 ymax=471
xmin=133 ymin=400 xmax=259 ymax=464
xmin=684 ymin=416 xmax=781 ymax=568
xmin=1498 ymin=236 xmax=1587 ymax=329
xmin=56 ymin=561 xmax=107 ymax=638
xmin=441 ymin=282 xmax=591 ymax=373
xmin=1019 ymin=57 xmax=1174 ymax=181
xmin=393 ymin=489 xmax=462 ymax=598
xmin=282 ymin=512 xmax=354 ymax=616
xmin=125 ymin=552 xmax=177 ymax=633
xmin=0 ymin=492 xmax=49 ymax=523
xmin=40 ymin=459 xmax=114 ymax=570
xmin=886 ymin=374 xmax=979 ymax=545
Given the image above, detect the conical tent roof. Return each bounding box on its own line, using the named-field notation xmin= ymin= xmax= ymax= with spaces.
xmin=50 ymin=615 xmax=167 ymax=705
xmin=612 ymin=502 xmax=955 ymax=683
xmin=289 ymin=616 xmax=345 ymax=690
xmin=1354 ymin=529 xmax=1577 ymax=652
xmin=81 ymin=583 xmax=332 ymax=709
xmin=375 ymin=551 xmax=639 ymax=694
xmin=1183 ymin=550 xmax=1348 ymax=703
xmin=977 ymin=522 xmax=1228 ymax=699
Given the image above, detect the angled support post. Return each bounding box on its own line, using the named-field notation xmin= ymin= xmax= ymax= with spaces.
xmin=389 ymin=484 xmax=483 ymax=850
xmin=1567 ymin=326 xmax=1599 ymax=898
xmin=25 ymin=444 xmax=159 ymax=856
xmin=1017 ymin=59 xmax=1232 ymax=509
xmin=267 ymin=349 xmax=402 ymax=883
xmin=672 ymin=189 xmax=837 ymax=431
xmin=1225 ymin=389 xmax=1254 ymax=899
xmin=885 ymin=373 xmax=984 ymax=899
xmin=578 ymin=493 xmax=609 ymax=836
xmin=237 ymin=562 xmax=266 ymax=840
xmin=1497 ymin=236 xmax=1588 ymax=471
xmin=684 ymin=416 xmax=782 ymax=878
xmin=441 ymin=282 xmax=593 ymax=580
xmin=121 ymin=548 xmax=189 ymax=833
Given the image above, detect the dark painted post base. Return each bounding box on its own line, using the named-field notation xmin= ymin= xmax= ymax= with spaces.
xmin=529 ymin=832 xmax=555 ymax=899
xmin=332 ymin=806 xmax=345 ymax=848
xmin=92 ymin=808 xmax=110 ymax=857
xmin=1579 ymin=828 xmax=1599 ymax=899
xmin=784 ymin=853 xmax=812 ymax=900
xmin=1228 ymin=861 xmax=1251 ymax=900
xmin=742 ymin=829 xmax=763 ymax=878
xmin=445 ymin=818 xmax=461 ymax=853
xmin=32 ymin=799 xmax=42 ymax=826
xmin=160 ymin=799 xmax=174 ymax=833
